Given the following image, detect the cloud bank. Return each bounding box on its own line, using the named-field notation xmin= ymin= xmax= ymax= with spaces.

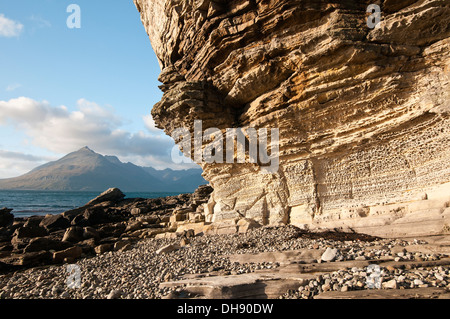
xmin=0 ymin=97 xmax=198 ymax=177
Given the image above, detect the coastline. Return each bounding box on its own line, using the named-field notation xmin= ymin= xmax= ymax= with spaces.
xmin=1 ymin=185 xmax=450 ymax=299
xmin=0 ymin=185 xmax=213 ymax=273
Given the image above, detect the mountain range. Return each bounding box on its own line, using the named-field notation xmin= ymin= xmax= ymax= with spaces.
xmin=0 ymin=147 xmax=207 ymax=192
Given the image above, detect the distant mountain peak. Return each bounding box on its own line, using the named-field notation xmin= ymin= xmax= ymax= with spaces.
xmin=0 ymin=147 xmax=207 ymax=192
xmin=79 ymin=146 xmax=94 ymax=152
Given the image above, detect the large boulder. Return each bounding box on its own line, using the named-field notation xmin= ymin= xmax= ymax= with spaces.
xmin=83 ymin=207 xmax=108 ymax=226
xmin=40 ymin=214 xmax=70 ymax=232
xmin=11 ymin=226 xmax=48 ymax=250
xmin=0 ymin=208 xmax=14 ymax=228
xmin=97 ymin=223 xmax=125 ymax=238
xmin=237 ymin=218 xmax=262 ymax=234
xmin=23 ymin=237 xmax=72 ymax=253
xmin=62 ymin=227 xmax=84 ymax=243
xmin=53 ymin=246 xmax=83 ymax=263
xmin=0 ymin=227 xmax=13 ymax=243
xmin=23 ymin=215 xmax=45 ymax=228
xmin=86 ymin=188 xmax=125 ymax=206
xmin=70 ymin=214 xmax=90 ymax=227
xmin=82 ymin=227 xmax=100 ymax=241
xmin=5 ymin=251 xmax=53 ymax=266
xmin=94 ymin=243 xmax=113 ymax=255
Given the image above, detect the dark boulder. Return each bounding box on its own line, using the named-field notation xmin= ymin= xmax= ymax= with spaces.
xmin=94 ymin=243 xmax=113 ymax=255
xmin=23 ymin=215 xmax=45 ymax=228
xmin=86 ymin=188 xmax=125 ymax=206
xmin=0 ymin=227 xmax=14 ymax=243
xmin=13 ymin=225 xmax=48 ymax=239
xmin=62 ymin=207 xmax=85 ymax=222
xmin=0 ymin=208 xmax=14 ymax=228
xmin=23 ymin=237 xmax=72 ymax=253
xmin=82 ymin=227 xmax=100 ymax=241
xmin=52 ymin=246 xmax=82 ymax=263
xmin=62 ymin=227 xmax=84 ymax=243
xmin=70 ymin=214 xmax=90 ymax=227
xmin=11 ymin=226 xmax=48 ymax=250
xmin=78 ymin=238 xmax=97 ymax=255
xmin=97 ymin=223 xmax=126 ymax=238
xmin=39 ymin=214 xmax=70 ymax=232
xmin=83 ymin=207 xmax=108 ymax=225
xmin=3 ymin=251 xmax=53 ymax=266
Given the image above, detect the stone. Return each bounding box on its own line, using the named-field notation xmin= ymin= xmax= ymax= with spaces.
xmin=60 ymin=291 xmax=70 ymax=299
xmin=113 ymin=241 xmax=130 ymax=251
xmin=23 ymin=216 xmax=45 ymax=228
xmin=70 ymin=214 xmax=89 ymax=227
xmin=0 ymin=251 xmax=49 ymax=266
xmin=156 ymin=244 xmax=180 ymax=255
xmin=24 ymin=237 xmax=72 ymax=253
xmin=117 ymin=243 xmax=132 ymax=252
xmin=40 ymin=214 xmax=70 ymax=232
xmin=135 ymin=0 xmax=450 ymax=239
xmin=125 ymin=221 xmax=143 ymax=233
xmin=78 ymin=238 xmax=97 ymax=254
xmin=0 ymin=208 xmax=14 ymax=227
xmin=62 ymin=227 xmax=84 ymax=243
xmin=12 ymin=225 xmax=47 ymax=239
xmin=86 ymin=188 xmax=125 ymax=206
xmin=155 ymin=232 xmax=178 ymax=239
xmin=382 ymin=279 xmax=398 ymax=289
xmin=130 ymin=207 xmax=146 ymax=216
xmin=414 ymin=279 xmax=424 ymax=286
xmin=94 ymin=244 xmax=113 ymax=255
xmin=82 ymin=227 xmax=100 ymax=241
xmin=53 ymin=246 xmax=82 ymax=263
xmin=321 ymin=248 xmax=339 ymax=262
xmin=183 ymin=229 xmax=195 ymax=239
xmin=83 ymin=207 xmax=107 ymax=226
xmin=98 ymin=223 xmax=125 ymax=238
xmin=180 ymin=238 xmax=190 ymax=247
xmin=107 ymin=290 xmax=122 ymax=299
xmin=237 ymin=218 xmax=262 ymax=233
xmin=170 ymin=213 xmax=187 ymax=223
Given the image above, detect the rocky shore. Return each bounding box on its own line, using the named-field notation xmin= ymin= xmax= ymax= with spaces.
xmin=1 ymin=186 xmax=450 ymax=299
xmin=0 ymin=185 xmax=213 ymax=273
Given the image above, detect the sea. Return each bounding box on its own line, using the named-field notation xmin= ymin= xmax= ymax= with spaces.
xmin=0 ymin=190 xmax=181 ymax=218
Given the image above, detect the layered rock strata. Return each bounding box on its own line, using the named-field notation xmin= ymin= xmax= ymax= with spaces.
xmin=135 ymin=0 xmax=450 ymax=237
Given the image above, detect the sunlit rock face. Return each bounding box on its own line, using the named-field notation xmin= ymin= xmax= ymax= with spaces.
xmin=135 ymin=0 xmax=450 ymax=237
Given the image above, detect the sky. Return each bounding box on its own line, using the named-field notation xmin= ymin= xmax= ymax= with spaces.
xmin=0 ymin=0 xmax=196 ymax=178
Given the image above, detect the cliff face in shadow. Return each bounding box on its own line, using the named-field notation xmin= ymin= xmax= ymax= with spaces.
xmin=135 ymin=0 xmax=450 ymax=237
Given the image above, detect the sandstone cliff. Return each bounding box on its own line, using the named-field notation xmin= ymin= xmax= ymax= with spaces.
xmin=134 ymin=0 xmax=450 ymax=238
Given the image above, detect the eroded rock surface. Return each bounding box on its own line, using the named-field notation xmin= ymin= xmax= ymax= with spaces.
xmin=135 ymin=0 xmax=450 ymax=237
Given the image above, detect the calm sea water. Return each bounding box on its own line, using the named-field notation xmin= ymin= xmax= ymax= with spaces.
xmin=0 ymin=190 xmax=181 ymax=218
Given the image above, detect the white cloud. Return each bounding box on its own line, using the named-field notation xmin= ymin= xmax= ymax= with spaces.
xmin=0 ymin=97 xmax=194 ymax=173
xmin=0 ymin=150 xmax=54 ymax=179
xmin=143 ymin=114 xmax=161 ymax=133
xmin=0 ymin=14 xmax=24 ymax=38
xmin=30 ymin=15 xmax=51 ymax=28
xmin=5 ymin=83 xmax=21 ymax=92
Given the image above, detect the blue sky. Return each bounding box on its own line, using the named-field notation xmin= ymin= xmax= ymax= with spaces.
xmin=0 ymin=1 xmax=192 ymax=178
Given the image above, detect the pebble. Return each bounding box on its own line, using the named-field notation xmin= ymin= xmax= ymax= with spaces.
xmin=107 ymin=290 xmax=122 ymax=299
xmin=1 ymin=225 xmax=449 ymax=300
xmin=321 ymin=248 xmax=339 ymax=262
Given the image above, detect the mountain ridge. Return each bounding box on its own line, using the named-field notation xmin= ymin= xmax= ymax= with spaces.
xmin=0 ymin=147 xmax=207 ymax=192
